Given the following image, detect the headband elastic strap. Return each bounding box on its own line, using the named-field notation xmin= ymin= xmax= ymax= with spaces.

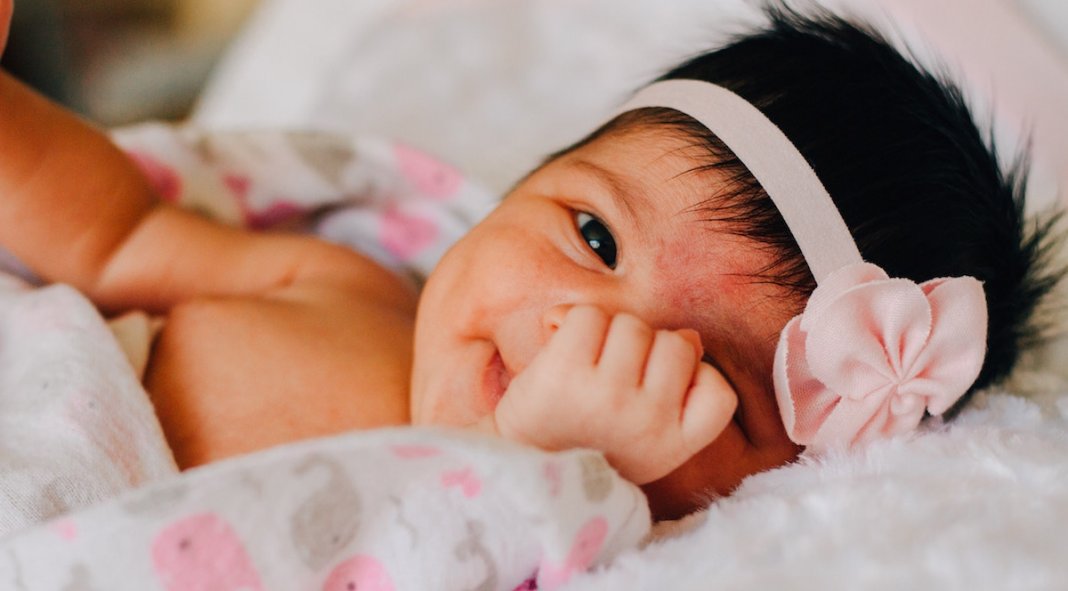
xmin=615 ymin=79 xmax=862 ymax=283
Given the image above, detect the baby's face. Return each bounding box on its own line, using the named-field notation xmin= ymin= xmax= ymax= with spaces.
xmin=411 ymin=126 xmax=801 ymax=518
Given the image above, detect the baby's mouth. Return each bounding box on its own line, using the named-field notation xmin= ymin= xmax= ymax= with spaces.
xmin=481 ymin=349 xmax=512 ymax=408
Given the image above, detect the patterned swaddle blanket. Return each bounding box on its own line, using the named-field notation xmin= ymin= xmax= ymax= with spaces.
xmin=114 ymin=122 xmax=499 ymax=283
xmin=2 ymin=428 xmax=650 ymax=590
xmin=0 ymin=125 xmax=652 ymax=589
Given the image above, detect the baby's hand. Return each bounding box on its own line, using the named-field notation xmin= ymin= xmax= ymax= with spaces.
xmin=492 ymin=305 xmax=737 ymax=485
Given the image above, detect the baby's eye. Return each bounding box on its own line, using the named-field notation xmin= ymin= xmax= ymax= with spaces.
xmin=574 ymin=211 xmax=617 ymax=269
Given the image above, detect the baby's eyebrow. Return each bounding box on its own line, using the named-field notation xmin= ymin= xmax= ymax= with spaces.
xmin=569 ymin=159 xmax=649 ymax=223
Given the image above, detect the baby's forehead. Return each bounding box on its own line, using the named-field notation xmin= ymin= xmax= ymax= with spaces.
xmin=568 ymin=122 xmax=708 ymax=170
xmin=554 ymin=126 xmax=724 ymax=207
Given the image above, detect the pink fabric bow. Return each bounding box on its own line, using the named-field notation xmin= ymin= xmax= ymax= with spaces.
xmin=773 ymin=262 xmax=987 ymax=451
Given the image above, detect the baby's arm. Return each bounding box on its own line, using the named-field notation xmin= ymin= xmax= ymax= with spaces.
xmin=0 ymin=0 xmax=9 ymax=55
xmin=0 ymin=64 xmax=402 ymax=313
xmin=487 ymin=306 xmax=738 ymax=485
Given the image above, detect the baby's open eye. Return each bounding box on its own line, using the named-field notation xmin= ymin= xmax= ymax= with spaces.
xmin=574 ymin=211 xmax=617 ymax=269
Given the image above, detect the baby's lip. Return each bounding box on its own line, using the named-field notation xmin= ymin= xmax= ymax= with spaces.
xmin=481 ymin=348 xmax=513 ymax=409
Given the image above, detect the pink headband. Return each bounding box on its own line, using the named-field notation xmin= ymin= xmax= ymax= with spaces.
xmin=617 ymin=80 xmax=988 ymax=451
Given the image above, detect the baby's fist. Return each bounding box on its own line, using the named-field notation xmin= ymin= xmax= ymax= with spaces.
xmin=494 ymin=305 xmax=738 ymax=484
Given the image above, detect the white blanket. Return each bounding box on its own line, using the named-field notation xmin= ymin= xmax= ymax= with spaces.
xmin=1 ymin=427 xmax=649 ymax=590
xmin=0 ymin=277 xmax=177 ymax=536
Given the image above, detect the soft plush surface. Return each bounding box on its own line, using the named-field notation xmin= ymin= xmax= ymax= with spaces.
xmin=565 ymin=387 xmax=1068 ymax=589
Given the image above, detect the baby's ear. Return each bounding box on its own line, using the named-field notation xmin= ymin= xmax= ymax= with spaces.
xmin=0 ymin=0 xmax=11 ymax=58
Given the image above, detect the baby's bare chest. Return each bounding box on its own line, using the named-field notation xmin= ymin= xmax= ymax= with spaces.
xmin=143 ymin=285 xmax=415 ymax=469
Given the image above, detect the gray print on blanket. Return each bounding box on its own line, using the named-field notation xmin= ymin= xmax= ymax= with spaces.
xmin=453 ymin=520 xmax=498 ymax=591
xmin=290 ymin=454 xmax=362 ymax=570
xmin=0 ymin=428 xmax=650 ymax=590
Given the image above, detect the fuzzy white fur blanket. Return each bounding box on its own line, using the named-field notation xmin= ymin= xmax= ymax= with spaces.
xmin=573 ymin=386 xmax=1068 ymax=589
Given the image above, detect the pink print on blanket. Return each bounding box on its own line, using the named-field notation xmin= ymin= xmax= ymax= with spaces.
xmin=441 ymin=466 xmax=483 ymax=498
xmin=323 ymin=555 xmax=395 ymax=591
xmin=152 ymin=512 xmax=264 ymax=591
xmin=2 ymin=430 xmax=650 ymax=590
xmin=379 ymin=204 xmax=441 ymax=262
xmin=223 ymin=172 xmax=305 ymax=230
xmin=393 ymin=142 xmax=464 ymax=200
xmin=537 ymin=516 xmax=609 ymax=590
xmin=113 ymin=126 xmax=499 ymax=283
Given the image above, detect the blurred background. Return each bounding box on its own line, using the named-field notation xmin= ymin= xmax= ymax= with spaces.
xmin=1 ymin=0 xmax=1065 ymax=197
xmin=1 ymin=0 xmax=260 ymax=125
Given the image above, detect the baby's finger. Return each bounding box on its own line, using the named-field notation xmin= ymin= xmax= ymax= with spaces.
xmin=675 ymin=328 xmax=704 ymax=366
xmin=598 ymin=313 xmax=653 ymax=384
xmin=642 ymin=329 xmax=699 ymax=397
xmin=678 ymin=363 xmax=738 ymax=456
xmin=549 ymin=305 xmax=610 ymax=365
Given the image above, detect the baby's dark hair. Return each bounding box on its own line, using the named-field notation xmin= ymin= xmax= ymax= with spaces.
xmin=554 ymin=6 xmax=1062 ymax=414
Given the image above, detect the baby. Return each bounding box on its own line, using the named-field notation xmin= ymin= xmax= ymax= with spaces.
xmin=0 ymin=3 xmax=1058 ymax=522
